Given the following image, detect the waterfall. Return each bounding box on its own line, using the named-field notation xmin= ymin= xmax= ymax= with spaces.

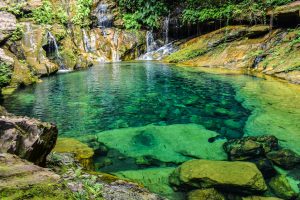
xmin=82 ymin=29 xmax=91 ymax=52
xmin=23 ymin=23 xmax=36 ymax=49
xmin=96 ymin=3 xmax=112 ymax=36
xmin=146 ymin=31 xmax=156 ymax=53
xmin=112 ymin=31 xmax=120 ymax=62
xmin=90 ymin=32 xmax=97 ymax=52
xmin=47 ymin=31 xmax=66 ymax=70
xmin=138 ymin=30 xmax=177 ymax=60
xmin=163 ymin=16 xmax=170 ymax=44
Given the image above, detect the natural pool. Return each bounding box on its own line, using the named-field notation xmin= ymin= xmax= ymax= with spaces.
xmin=3 ymin=61 xmax=300 ymax=199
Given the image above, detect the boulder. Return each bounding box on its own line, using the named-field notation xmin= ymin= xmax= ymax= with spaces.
xmin=0 ymin=48 xmax=14 ymax=66
xmin=169 ymin=159 xmax=267 ymax=194
xmin=0 ymin=153 xmax=77 ymax=199
xmin=0 ymin=112 xmax=58 ymax=166
xmin=188 ymin=188 xmax=225 ymax=200
xmin=266 ymin=149 xmax=300 ymax=170
xmin=0 ymin=11 xmax=17 ymax=43
xmin=223 ymin=135 xmax=279 ymax=161
xmin=0 ymin=153 xmax=60 ymax=190
xmin=268 ymin=175 xmax=298 ymax=200
xmin=52 ymin=138 xmax=94 ymax=170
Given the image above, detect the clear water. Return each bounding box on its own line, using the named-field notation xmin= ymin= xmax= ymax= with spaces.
xmin=2 ymin=62 xmax=250 ymax=139
xmin=3 ymin=61 xmax=300 ymax=199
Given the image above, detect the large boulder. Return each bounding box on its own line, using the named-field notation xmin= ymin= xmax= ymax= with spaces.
xmin=0 ymin=111 xmax=58 ymax=166
xmin=266 ymin=149 xmax=300 ymax=170
xmin=0 ymin=11 xmax=17 ymax=43
xmin=169 ymin=159 xmax=267 ymax=194
xmin=223 ymin=135 xmax=279 ymax=161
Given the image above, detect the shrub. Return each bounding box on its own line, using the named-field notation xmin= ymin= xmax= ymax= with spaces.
xmin=0 ymin=63 xmax=12 ymax=88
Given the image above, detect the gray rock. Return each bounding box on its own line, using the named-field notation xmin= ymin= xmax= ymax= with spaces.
xmin=0 ymin=111 xmax=58 ymax=166
xmin=0 ymin=11 xmax=17 ymax=43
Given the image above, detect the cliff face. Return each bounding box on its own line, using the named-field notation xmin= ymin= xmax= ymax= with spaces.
xmin=164 ymin=3 xmax=300 ymax=84
xmin=0 ymin=0 xmax=146 ymax=92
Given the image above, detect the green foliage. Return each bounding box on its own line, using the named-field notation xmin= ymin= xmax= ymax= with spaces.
xmin=32 ymin=1 xmax=68 ymax=25
xmin=291 ymin=30 xmax=300 ymax=46
xmin=0 ymin=62 xmax=12 ymax=88
xmin=123 ymin=13 xmax=142 ymax=29
xmin=10 ymin=24 xmax=24 ymax=41
xmin=72 ymin=0 xmax=93 ymax=27
xmin=32 ymin=0 xmax=54 ymax=24
xmin=118 ymin=0 xmax=168 ymax=29
xmin=182 ymin=0 xmax=293 ymax=25
xmin=6 ymin=3 xmax=25 ymax=16
xmin=56 ymin=7 xmax=68 ymax=25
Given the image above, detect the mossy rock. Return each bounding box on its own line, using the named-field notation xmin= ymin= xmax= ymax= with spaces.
xmin=268 ymin=175 xmax=298 ymax=199
xmin=170 ymin=159 xmax=267 ymax=194
xmin=0 ymin=183 xmax=74 ymax=200
xmin=53 ymin=138 xmax=94 ymax=170
xmin=188 ymin=188 xmax=225 ymax=200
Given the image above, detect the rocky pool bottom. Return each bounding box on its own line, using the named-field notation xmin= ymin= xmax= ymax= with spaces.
xmin=1 ymin=62 xmax=300 ymax=199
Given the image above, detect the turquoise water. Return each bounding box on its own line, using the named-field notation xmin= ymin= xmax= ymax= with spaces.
xmin=3 ymin=61 xmax=300 ymax=199
xmin=3 ymin=61 xmax=250 ymax=139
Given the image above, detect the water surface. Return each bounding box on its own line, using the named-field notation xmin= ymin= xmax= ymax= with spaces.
xmin=3 ymin=61 xmax=300 ymax=199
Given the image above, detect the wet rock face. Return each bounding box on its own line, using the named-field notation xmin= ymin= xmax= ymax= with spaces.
xmin=0 ymin=11 xmax=17 ymax=43
xmin=223 ymin=135 xmax=279 ymax=161
xmin=0 ymin=112 xmax=58 ymax=166
xmin=169 ymin=159 xmax=267 ymax=194
xmin=268 ymin=1 xmax=300 ymax=28
xmin=266 ymin=149 xmax=300 ymax=170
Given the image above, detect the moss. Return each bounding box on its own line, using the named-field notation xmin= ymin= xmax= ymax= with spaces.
xmin=164 ymin=26 xmax=248 ymax=63
xmin=53 ymin=138 xmax=94 ymax=170
xmin=0 ymin=183 xmax=74 ymax=200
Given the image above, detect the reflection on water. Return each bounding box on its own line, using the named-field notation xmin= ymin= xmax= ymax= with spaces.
xmin=3 ymin=62 xmax=250 ymax=139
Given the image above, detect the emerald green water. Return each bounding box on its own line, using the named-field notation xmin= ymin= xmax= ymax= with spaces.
xmin=3 ymin=61 xmax=250 ymax=138
xmin=3 ymin=61 xmax=300 ymax=199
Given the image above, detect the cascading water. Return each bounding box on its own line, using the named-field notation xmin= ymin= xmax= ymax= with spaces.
xmin=23 ymin=23 xmax=36 ymax=49
xmin=138 ymin=30 xmax=176 ymax=60
xmin=146 ymin=31 xmax=156 ymax=53
xmin=163 ymin=16 xmax=170 ymax=44
xmin=82 ymin=29 xmax=92 ymax=52
xmin=90 ymin=32 xmax=97 ymax=52
xmin=96 ymin=3 xmax=113 ymax=36
xmin=46 ymin=31 xmax=66 ymax=71
xmin=112 ymin=31 xmax=120 ymax=62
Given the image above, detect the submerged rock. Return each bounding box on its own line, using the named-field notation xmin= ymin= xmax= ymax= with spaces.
xmin=242 ymin=196 xmax=283 ymax=200
xmin=169 ymin=159 xmax=267 ymax=194
xmin=266 ymin=149 xmax=300 ymax=170
xmin=223 ymin=135 xmax=279 ymax=161
xmin=268 ymin=175 xmax=298 ymax=200
xmin=114 ymin=167 xmax=181 ymax=200
xmin=188 ymin=188 xmax=225 ymax=200
xmin=0 ymin=113 xmax=58 ymax=166
xmin=96 ymin=124 xmax=227 ymax=166
xmin=52 ymin=138 xmax=94 ymax=170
